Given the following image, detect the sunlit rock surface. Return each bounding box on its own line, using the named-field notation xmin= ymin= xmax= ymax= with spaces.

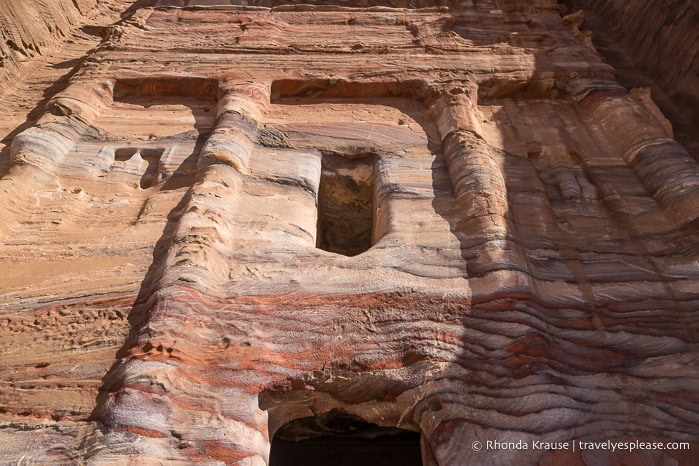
xmin=0 ymin=1 xmax=698 ymax=464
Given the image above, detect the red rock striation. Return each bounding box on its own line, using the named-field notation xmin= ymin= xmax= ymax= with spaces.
xmin=0 ymin=1 xmax=698 ymax=465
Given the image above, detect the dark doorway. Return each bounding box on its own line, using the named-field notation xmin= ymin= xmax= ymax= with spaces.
xmin=270 ymin=410 xmax=422 ymax=466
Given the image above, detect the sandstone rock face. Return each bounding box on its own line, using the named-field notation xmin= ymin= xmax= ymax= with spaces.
xmin=0 ymin=0 xmax=140 ymax=179
xmin=576 ymin=0 xmax=699 ymax=159
xmin=0 ymin=0 xmax=123 ymax=83
xmin=0 ymin=1 xmax=698 ymax=465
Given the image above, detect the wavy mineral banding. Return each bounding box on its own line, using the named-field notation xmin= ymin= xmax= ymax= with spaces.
xmin=1 ymin=1 xmax=698 ymax=465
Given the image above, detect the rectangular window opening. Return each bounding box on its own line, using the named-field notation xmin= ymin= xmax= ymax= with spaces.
xmin=316 ymin=152 xmax=376 ymax=257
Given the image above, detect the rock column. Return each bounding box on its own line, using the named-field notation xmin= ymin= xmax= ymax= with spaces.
xmin=427 ymin=83 xmax=511 ymax=276
xmin=90 ymin=82 xmax=273 ymax=465
xmin=578 ymin=88 xmax=699 ymax=226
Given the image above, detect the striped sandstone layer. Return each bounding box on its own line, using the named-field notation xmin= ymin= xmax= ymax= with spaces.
xmin=0 ymin=1 xmax=698 ymax=465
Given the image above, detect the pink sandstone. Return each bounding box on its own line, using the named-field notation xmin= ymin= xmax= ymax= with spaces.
xmin=0 ymin=1 xmax=698 ymax=465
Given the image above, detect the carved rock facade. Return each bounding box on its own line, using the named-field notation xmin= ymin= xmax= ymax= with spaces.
xmin=0 ymin=1 xmax=698 ymax=465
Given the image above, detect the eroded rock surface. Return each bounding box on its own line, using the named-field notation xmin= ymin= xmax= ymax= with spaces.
xmin=569 ymin=0 xmax=699 ymax=181
xmin=0 ymin=0 xmax=137 ymax=83
xmin=0 ymin=1 xmax=698 ymax=465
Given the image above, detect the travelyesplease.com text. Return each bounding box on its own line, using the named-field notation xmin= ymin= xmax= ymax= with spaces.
xmin=472 ymin=439 xmax=690 ymax=453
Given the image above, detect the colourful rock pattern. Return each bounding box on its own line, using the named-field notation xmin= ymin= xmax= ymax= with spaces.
xmin=0 ymin=1 xmax=698 ymax=464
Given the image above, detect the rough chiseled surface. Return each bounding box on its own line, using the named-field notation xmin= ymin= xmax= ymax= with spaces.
xmin=1 ymin=1 xmax=698 ymax=465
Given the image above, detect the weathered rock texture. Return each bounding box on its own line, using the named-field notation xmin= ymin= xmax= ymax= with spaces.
xmin=0 ymin=0 xmax=145 ymax=178
xmin=0 ymin=0 xmax=134 ymax=84
xmin=1 ymin=1 xmax=698 ymax=465
xmin=573 ymin=0 xmax=699 ymax=159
